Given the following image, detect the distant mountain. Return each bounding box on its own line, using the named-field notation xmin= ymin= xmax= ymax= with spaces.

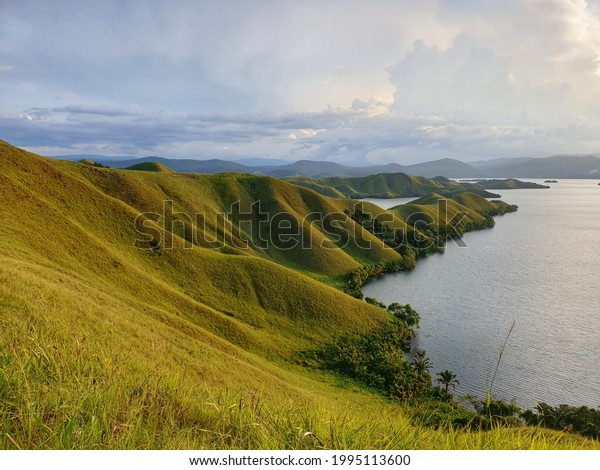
xmin=233 ymin=157 xmax=289 ymax=166
xmin=83 ymin=156 xmax=481 ymax=178
xmin=401 ymin=158 xmax=482 ymax=178
xmin=103 ymin=156 xmax=255 ymax=173
xmin=266 ymin=160 xmax=356 ymax=177
xmin=54 ymin=154 xmax=140 ymax=162
xmin=471 ymin=155 xmax=600 ymax=178
xmin=267 ymin=158 xmax=482 ymax=178
xmin=54 ymin=153 xmax=600 ymax=179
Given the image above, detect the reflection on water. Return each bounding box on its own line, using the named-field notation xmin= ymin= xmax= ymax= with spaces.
xmin=362 ymin=180 xmax=600 ymax=408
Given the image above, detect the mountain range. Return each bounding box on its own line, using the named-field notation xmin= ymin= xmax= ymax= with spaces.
xmin=52 ymin=153 xmax=600 ymax=179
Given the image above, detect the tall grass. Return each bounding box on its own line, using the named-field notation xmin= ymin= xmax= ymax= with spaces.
xmin=485 ymin=320 xmax=517 ymax=413
xmin=0 ymin=308 xmax=594 ymax=450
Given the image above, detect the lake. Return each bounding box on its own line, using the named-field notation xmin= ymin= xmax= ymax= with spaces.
xmin=362 ymin=180 xmax=600 ymax=408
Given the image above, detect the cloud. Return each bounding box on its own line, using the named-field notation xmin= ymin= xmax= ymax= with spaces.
xmin=3 ymin=1 xmax=600 ymax=163
xmin=51 ymin=104 xmax=140 ymax=116
xmin=23 ymin=104 xmax=140 ymax=120
xmin=3 ymin=101 xmax=600 ymax=164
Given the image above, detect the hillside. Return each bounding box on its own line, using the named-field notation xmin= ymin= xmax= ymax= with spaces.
xmin=1 ymin=140 xmax=594 ymax=450
xmin=78 ymin=158 xmax=107 ymax=168
xmin=396 ymin=191 xmax=516 ymax=219
xmin=285 ymin=173 xmax=500 ymax=199
xmin=0 ymin=140 xmax=402 ymax=447
xmin=72 ymin=171 xmax=412 ymax=278
xmin=125 ymin=161 xmax=175 ymax=172
xmin=388 ymin=192 xmax=515 ymax=238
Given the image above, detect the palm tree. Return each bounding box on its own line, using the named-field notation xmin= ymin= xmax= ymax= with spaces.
xmin=412 ymin=349 xmax=432 ymax=376
xmin=436 ymin=370 xmax=459 ymax=395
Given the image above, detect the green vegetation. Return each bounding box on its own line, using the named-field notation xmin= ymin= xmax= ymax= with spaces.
xmin=0 ymin=140 xmax=595 ymax=450
xmin=389 ymin=192 xmax=517 ymax=241
xmin=78 ymin=158 xmax=108 ymax=168
xmin=309 ymin=303 xmax=427 ymax=401
xmin=285 ymin=173 xmax=502 ymax=199
xmin=522 ymin=404 xmax=600 ymax=439
xmin=344 ymin=259 xmax=416 ymax=299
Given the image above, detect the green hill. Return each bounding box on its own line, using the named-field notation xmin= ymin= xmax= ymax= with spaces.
xmin=285 ymin=173 xmax=501 ymax=199
xmin=0 ymin=140 xmax=593 ymax=450
xmin=78 ymin=158 xmax=107 ymax=168
xmin=391 ymin=193 xmax=488 ymax=235
xmin=125 ymin=161 xmax=175 ymax=172
xmin=450 ymin=192 xmax=518 ymax=216
xmin=0 ymin=140 xmax=400 ymax=447
xmin=73 ymin=167 xmax=415 ymax=278
xmin=389 ymin=192 xmax=517 ymax=239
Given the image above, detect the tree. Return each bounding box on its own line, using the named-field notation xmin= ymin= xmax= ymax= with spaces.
xmin=365 ymin=297 xmax=387 ymax=309
xmin=388 ymin=303 xmax=420 ymax=328
xmin=412 ymin=349 xmax=432 ymax=376
xmin=436 ymin=370 xmax=459 ymax=395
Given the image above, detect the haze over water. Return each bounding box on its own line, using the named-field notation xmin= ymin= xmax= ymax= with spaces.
xmin=363 ymin=180 xmax=600 ymax=408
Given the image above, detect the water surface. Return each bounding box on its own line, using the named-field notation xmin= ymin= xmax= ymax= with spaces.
xmin=362 ymin=180 xmax=600 ymax=408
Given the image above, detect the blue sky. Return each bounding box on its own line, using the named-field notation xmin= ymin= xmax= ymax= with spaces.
xmin=2 ymin=0 xmax=600 ymax=163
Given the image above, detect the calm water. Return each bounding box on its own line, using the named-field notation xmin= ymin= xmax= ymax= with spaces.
xmin=362 ymin=180 xmax=600 ymax=408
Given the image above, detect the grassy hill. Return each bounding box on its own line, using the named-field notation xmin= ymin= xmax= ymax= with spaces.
xmin=285 ymin=173 xmax=500 ymax=199
xmin=389 ymin=192 xmax=517 ymax=239
xmin=0 ymin=140 xmax=595 ymax=449
xmin=125 ymin=161 xmax=175 ymax=172
xmin=78 ymin=158 xmax=107 ymax=168
xmin=70 ymin=166 xmax=415 ymax=279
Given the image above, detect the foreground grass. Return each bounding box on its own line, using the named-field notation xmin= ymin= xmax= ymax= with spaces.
xmin=1 ymin=269 xmax=596 ymax=450
xmin=2 ymin=340 xmax=595 ymax=450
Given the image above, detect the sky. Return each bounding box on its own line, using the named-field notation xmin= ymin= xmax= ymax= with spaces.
xmin=2 ymin=0 xmax=600 ymax=164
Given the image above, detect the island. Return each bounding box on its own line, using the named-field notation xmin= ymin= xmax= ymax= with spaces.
xmin=467 ymin=178 xmax=550 ymax=189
